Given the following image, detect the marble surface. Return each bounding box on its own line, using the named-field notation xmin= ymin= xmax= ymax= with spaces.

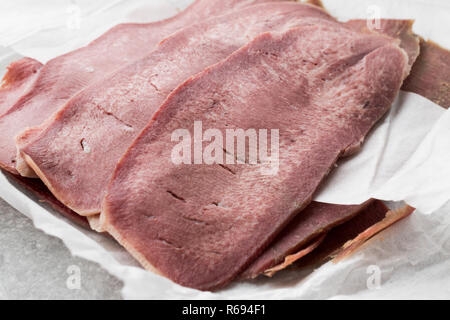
xmin=0 ymin=197 xmax=123 ymax=300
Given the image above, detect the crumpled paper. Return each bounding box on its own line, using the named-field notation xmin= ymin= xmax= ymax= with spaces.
xmin=0 ymin=0 xmax=450 ymax=299
xmin=0 ymin=0 xmax=192 ymax=63
xmin=315 ymin=93 xmax=450 ymax=215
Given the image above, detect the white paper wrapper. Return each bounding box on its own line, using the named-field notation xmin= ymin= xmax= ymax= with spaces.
xmin=0 ymin=0 xmax=192 ymax=63
xmin=1 ymin=0 xmax=450 ymax=299
xmin=315 ymin=93 xmax=450 ymax=214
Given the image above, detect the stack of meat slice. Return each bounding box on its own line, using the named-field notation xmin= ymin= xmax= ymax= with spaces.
xmin=98 ymin=24 xmax=408 ymax=290
xmin=0 ymin=0 xmax=280 ymax=177
xmin=0 ymin=0 xmax=447 ymax=290
xmin=18 ymin=2 xmax=336 ymax=216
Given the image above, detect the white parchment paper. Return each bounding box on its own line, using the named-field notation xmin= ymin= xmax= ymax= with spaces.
xmin=0 ymin=0 xmax=449 ymax=299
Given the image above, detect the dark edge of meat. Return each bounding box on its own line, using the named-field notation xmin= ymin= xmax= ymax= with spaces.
xmin=262 ymin=233 xmax=326 ymax=277
xmin=241 ymin=200 xmax=374 ymax=279
xmin=305 ymin=0 xmax=324 ymax=9
xmin=344 ymin=19 xmax=450 ymax=109
xmin=2 ymin=170 xmax=89 ymax=228
xmin=402 ymin=40 xmax=450 ymax=108
xmin=333 ymin=205 xmax=415 ymax=262
xmin=294 ymin=200 xmax=390 ymax=268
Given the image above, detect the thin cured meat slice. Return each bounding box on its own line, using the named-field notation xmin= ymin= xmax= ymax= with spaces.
xmin=344 ymin=19 xmax=420 ymax=74
xmin=0 ymin=0 xmax=277 ymax=175
xmin=3 ymin=6 xmax=420 ymax=286
xmin=402 ymin=40 xmax=450 ymax=108
xmin=20 ymin=2 xmax=336 ymax=215
xmin=17 ymin=17 xmax=421 ymax=233
xmin=0 ymin=58 xmax=42 ymax=116
xmin=316 ymin=1 xmax=449 ymax=108
xmin=12 ymin=15 xmax=422 ymax=276
xmin=241 ymin=201 xmax=373 ymax=279
xmin=101 ymin=26 xmax=408 ymax=290
xmin=262 ymin=234 xmax=326 ymax=277
xmin=260 ymin=200 xmax=390 ymax=277
xmin=295 ymin=200 xmax=390 ymax=267
xmin=285 ymin=204 xmax=412 ymax=270
xmin=12 ymin=21 xmax=419 ymax=180
xmin=242 ymin=21 xmax=422 ymax=280
xmin=333 ymin=205 xmax=415 ymax=262
xmin=7 ymin=4 xmax=419 ymax=217
xmin=343 ymin=19 xmax=449 ymax=108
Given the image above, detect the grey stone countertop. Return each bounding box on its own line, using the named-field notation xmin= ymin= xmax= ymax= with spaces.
xmin=0 ymin=197 xmax=123 ymax=300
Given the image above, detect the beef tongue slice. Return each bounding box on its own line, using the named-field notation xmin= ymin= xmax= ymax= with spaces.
xmin=0 ymin=57 xmax=42 ymax=116
xmin=402 ymin=40 xmax=450 ymax=108
xmin=237 ymin=18 xmax=423 ymax=280
xmin=101 ymin=26 xmax=408 ymax=290
xmin=13 ymin=17 xmax=421 ymax=241
xmin=294 ymin=200 xmax=390 ymax=268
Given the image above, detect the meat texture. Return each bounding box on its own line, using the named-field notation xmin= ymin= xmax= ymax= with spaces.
xmin=0 ymin=58 xmax=42 ymax=116
xmin=262 ymin=234 xmax=326 ymax=277
xmin=295 ymin=200 xmax=390 ymax=267
xmin=101 ymin=26 xmax=408 ymax=290
xmin=241 ymin=20 xmax=421 ymax=279
xmin=0 ymin=0 xmax=277 ymax=175
xmin=344 ymin=19 xmax=420 ymax=75
xmin=13 ymin=17 xmax=421 ymax=237
xmin=0 ymin=1 xmax=422 ymax=289
xmin=20 ymin=2 xmax=336 ymax=215
xmin=241 ymin=201 xmax=372 ymax=279
xmin=402 ymin=40 xmax=450 ymax=108
xmin=333 ymin=205 xmax=414 ymax=262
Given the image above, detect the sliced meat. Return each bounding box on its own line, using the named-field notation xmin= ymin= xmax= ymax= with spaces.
xmin=15 ymin=126 xmax=41 ymax=177
xmin=262 ymin=234 xmax=326 ymax=277
xmin=20 ymin=2 xmax=336 ymax=215
xmin=101 ymin=26 xmax=408 ymax=290
xmin=295 ymin=200 xmax=390 ymax=267
xmin=322 ymin=6 xmax=449 ymax=108
xmin=402 ymin=40 xmax=450 ymax=108
xmin=248 ymin=21 xmax=449 ymax=279
xmin=0 ymin=58 xmax=42 ymax=116
xmin=333 ymin=205 xmax=415 ymax=262
xmin=263 ymin=200 xmax=389 ymax=276
xmin=241 ymin=200 xmax=373 ymax=279
xmin=0 ymin=0 xmax=276 ymax=175
xmin=344 ymin=19 xmax=420 ymax=74
xmin=17 ymin=16 xmax=423 ymax=236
